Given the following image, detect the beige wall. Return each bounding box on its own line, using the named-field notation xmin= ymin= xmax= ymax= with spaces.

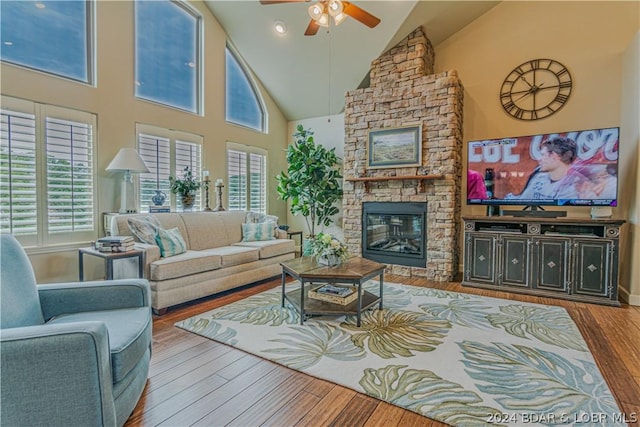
xmin=434 ymin=1 xmax=639 ymax=303
xmin=621 ymin=31 xmax=640 ymax=304
xmin=1 ymin=1 xmax=289 ymax=282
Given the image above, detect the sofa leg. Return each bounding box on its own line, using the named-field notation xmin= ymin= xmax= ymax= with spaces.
xmin=152 ymin=307 xmax=168 ymax=316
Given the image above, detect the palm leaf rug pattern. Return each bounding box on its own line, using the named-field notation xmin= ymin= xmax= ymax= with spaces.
xmin=175 ymin=282 xmax=623 ymax=426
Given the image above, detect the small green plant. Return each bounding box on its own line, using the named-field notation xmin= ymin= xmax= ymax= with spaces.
xmin=169 ymin=167 xmax=201 ymax=196
xmin=276 ymin=125 xmax=342 ymax=237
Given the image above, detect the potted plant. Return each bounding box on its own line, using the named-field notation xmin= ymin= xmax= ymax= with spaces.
xmin=169 ymin=166 xmax=201 ymax=211
xmin=276 ymin=125 xmax=343 ymax=251
xmin=310 ymin=232 xmax=349 ymax=266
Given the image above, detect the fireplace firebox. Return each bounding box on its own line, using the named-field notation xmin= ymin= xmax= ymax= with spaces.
xmin=362 ymin=202 xmax=427 ymax=267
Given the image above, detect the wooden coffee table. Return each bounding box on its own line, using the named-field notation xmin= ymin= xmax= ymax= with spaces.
xmin=280 ymin=257 xmax=386 ymax=326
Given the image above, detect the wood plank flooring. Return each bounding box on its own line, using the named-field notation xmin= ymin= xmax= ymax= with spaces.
xmin=125 ymin=275 xmax=640 ymax=427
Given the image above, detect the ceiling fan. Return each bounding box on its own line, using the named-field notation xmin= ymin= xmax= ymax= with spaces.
xmin=259 ymin=0 xmax=381 ymax=36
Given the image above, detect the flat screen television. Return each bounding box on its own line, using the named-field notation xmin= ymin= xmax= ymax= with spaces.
xmin=467 ymin=127 xmax=619 ymax=210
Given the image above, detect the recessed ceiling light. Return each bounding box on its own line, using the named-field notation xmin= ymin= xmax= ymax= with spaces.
xmin=274 ymin=21 xmax=287 ymax=35
xmin=35 ymin=3 xmax=46 ymax=9
xmin=4 ymin=41 xmax=13 ymax=46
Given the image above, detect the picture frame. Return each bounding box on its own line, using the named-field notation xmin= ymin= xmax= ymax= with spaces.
xmin=367 ymin=125 xmax=422 ymax=169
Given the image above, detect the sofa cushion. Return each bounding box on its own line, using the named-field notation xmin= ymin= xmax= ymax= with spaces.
xmin=179 ymin=213 xmax=232 ymax=250
xmin=233 ymin=239 xmax=295 ymax=259
xmin=150 ymin=251 xmax=222 ymax=281
xmin=155 ymin=227 xmax=187 ymax=257
xmin=202 ymin=246 xmax=259 ymax=267
xmin=241 ymin=222 xmax=276 ymax=242
xmin=47 ymin=307 xmax=152 ymax=384
xmin=127 ymin=215 xmax=161 ymax=245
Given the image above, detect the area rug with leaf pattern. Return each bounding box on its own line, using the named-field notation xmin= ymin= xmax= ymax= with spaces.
xmin=175 ymin=281 xmax=623 ymax=426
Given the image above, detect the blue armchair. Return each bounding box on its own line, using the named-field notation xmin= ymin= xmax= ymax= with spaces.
xmin=0 ymin=235 xmax=152 ymax=427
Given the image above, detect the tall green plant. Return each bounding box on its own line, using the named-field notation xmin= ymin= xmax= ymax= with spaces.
xmin=276 ymin=125 xmax=343 ymax=237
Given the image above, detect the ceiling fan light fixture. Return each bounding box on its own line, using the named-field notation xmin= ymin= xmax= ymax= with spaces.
xmin=308 ymin=3 xmax=324 ymax=21
xmin=328 ymin=0 xmax=344 ymax=17
xmin=333 ymin=12 xmax=348 ymax=25
xmin=317 ymin=12 xmax=330 ymax=27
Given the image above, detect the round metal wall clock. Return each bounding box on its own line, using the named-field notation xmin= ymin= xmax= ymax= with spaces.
xmin=500 ymin=58 xmax=572 ymax=120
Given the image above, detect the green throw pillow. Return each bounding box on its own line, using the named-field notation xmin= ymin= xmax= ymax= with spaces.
xmin=155 ymin=227 xmax=187 ymax=257
xmin=242 ymin=222 xmax=276 ymax=242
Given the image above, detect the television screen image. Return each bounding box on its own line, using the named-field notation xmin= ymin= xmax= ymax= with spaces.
xmin=467 ymin=127 xmax=619 ymax=207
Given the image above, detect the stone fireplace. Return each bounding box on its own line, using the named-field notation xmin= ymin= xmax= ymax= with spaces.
xmin=342 ymin=27 xmax=463 ymax=281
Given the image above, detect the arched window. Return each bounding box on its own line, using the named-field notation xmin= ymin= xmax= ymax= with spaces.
xmin=225 ymin=45 xmax=265 ymax=132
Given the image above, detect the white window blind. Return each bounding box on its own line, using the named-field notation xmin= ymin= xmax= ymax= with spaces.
xmin=227 ymin=143 xmax=267 ymax=214
xmin=227 ymin=149 xmax=247 ymax=211
xmin=0 ymin=109 xmax=37 ymax=237
xmin=136 ymin=124 xmax=203 ymax=212
xmin=138 ymin=133 xmax=171 ymax=211
xmin=249 ymin=153 xmax=266 ymax=213
xmin=45 ymin=117 xmax=94 ymax=233
xmin=1 ymin=96 xmax=97 ymax=247
xmin=175 ymin=140 xmax=202 ymax=211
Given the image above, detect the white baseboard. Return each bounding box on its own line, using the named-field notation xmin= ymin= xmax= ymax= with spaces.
xmin=618 ymin=287 xmax=640 ymax=306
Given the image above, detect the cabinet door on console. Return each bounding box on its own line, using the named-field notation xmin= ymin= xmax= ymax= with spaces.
xmin=532 ymin=237 xmax=570 ymax=292
xmin=500 ymin=235 xmax=531 ymax=288
xmin=572 ymin=240 xmax=611 ymax=298
xmin=465 ymin=233 xmax=497 ymax=285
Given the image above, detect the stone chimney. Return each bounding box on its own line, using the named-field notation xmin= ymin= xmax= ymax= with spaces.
xmin=342 ymin=27 xmax=463 ymax=281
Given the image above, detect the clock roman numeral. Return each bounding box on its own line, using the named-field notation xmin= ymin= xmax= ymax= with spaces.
xmin=503 ymin=100 xmax=516 ymax=112
xmin=528 ymin=59 xmax=540 ymax=69
xmin=554 ymin=93 xmax=569 ymax=104
xmin=531 ymin=110 xmax=538 ymax=120
xmin=555 ymin=68 xmax=569 ymax=78
xmin=513 ymin=108 xmax=525 ymax=119
xmin=559 ymin=81 xmax=572 ymax=89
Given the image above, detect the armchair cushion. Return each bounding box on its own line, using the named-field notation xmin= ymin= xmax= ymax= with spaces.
xmin=48 ymin=307 xmax=152 ymax=383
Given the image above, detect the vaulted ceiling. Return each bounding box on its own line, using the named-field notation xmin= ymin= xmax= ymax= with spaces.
xmin=204 ymin=1 xmax=500 ymax=121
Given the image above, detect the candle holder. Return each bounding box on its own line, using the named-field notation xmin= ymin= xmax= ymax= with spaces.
xmin=202 ymin=177 xmax=212 ymax=211
xmin=213 ymin=182 xmax=225 ymax=212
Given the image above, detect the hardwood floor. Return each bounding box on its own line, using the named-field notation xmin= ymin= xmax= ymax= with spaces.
xmin=125 ymin=275 xmax=640 ymax=427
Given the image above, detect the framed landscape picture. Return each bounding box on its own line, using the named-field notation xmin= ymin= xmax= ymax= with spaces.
xmin=367 ymin=125 xmax=422 ymax=169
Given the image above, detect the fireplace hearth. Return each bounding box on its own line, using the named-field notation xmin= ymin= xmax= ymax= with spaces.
xmin=362 ymin=202 xmax=427 ymax=267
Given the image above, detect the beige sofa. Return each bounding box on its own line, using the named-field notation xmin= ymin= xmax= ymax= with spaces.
xmin=111 ymin=211 xmax=295 ymax=314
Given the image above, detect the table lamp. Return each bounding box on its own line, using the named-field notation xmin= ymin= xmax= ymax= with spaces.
xmin=106 ymin=148 xmax=150 ymax=213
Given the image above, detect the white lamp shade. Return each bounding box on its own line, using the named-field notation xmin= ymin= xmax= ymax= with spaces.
xmin=106 ymin=148 xmax=150 ymax=173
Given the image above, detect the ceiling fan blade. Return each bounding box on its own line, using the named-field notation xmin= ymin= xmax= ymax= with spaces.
xmin=304 ymin=19 xmax=320 ymax=36
xmin=342 ymin=1 xmax=381 ymax=28
xmin=259 ymin=0 xmax=308 ymax=4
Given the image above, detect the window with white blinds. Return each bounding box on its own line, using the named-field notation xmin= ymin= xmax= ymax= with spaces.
xmin=0 ymin=109 xmax=37 ymax=238
xmin=138 ymin=133 xmax=171 ymax=210
xmin=45 ymin=117 xmax=94 ymax=233
xmin=1 ymin=96 xmax=96 ymax=246
xmin=227 ymin=142 xmax=267 ymax=214
xmin=136 ymin=124 xmax=203 ymax=212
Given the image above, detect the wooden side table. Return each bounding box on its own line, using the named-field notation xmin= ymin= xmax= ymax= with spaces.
xmin=78 ymin=247 xmax=144 ymax=281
